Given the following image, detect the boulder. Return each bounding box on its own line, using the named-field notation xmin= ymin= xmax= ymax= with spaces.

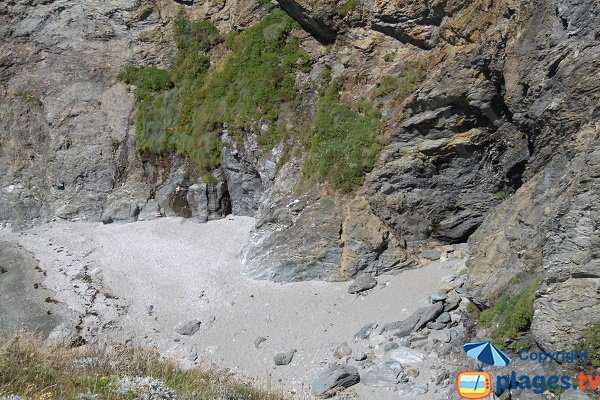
xmin=389 ymin=347 xmax=425 ymax=364
xmin=175 ymin=320 xmax=202 ymax=336
xmin=348 ymin=274 xmax=377 ymax=294
xmin=362 ymin=361 xmax=408 ymax=387
xmin=311 ymin=365 xmax=360 ymax=397
xmin=273 ymin=349 xmax=296 ymax=366
xmin=354 ymin=323 xmax=378 ymax=340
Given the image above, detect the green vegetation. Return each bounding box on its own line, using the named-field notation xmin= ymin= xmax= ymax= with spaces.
xmin=302 ymin=79 xmax=383 ymax=193
xmin=0 ymin=332 xmax=287 ymax=400
xmin=373 ymin=76 xmax=401 ymax=97
xmin=14 ymin=91 xmax=43 ymax=108
xmin=336 ymin=0 xmax=357 ymax=17
xmin=120 ymin=9 xmax=307 ymax=180
xmin=479 ymin=278 xmax=540 ymax=351
xmin=383 ymin=53 xmax=393 ymax=62
xmin=373 ymin=64 xmax=425 ymax=101
xmin=494 ymin=190 xmax=510 ymax=199
xmin=578 ymin=321 xmax=600 ymax=370
xmin=110 ymin=137 xmax=121 ymax=152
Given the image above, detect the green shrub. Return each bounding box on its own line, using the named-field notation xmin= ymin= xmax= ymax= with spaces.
xmin=578 ymin=321 xmax=600 ymax=370
xmin=373 ymin=76 xmax=400 ymax=97
xmin=336 ymin=0 xmax=357 ymax=17
xmin=302 ymin=79 xmax=383 ymax=193
xmin=480 ymin=277 xmax=540 ymax=350
xmin=121 ymin=9 xmax=307 ymax=178
xmin=394 ymin=63 xmax=425 ymax=102
xmin=118 ymin=66 xmax=173 ymax=97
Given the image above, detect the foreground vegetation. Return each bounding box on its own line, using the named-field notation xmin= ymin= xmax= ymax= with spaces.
xmin=0 ymin=332 xmax=287 ymax=400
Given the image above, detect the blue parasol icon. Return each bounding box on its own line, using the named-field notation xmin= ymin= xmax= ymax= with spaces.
xmin=463 ymin=341 xmax=511 ymax=368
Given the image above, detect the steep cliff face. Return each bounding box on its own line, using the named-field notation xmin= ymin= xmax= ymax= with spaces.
xmin=1 ymin=0 xmax=599 ymax=351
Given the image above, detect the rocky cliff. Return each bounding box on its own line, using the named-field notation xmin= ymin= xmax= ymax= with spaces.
xmin=1 ymin=0 xmax=598 ymax=353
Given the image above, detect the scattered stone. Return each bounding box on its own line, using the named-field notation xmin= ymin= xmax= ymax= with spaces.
xmin=383 ymin=342 xmax=399 ymax=352
xmin=443 ymin=295 xmax=461 ymax=311
xmin=311 ymin=365 xmax=360 ymax=397
xmin=413 ymin=302 xmax=444 ymax=331
xmin=381 ymin=320 xmax=402 ymax=333
xmin=175 ymin=320 xmax=202 ymax=336
xmin=393 ymin=309 xmax=425 ymax=338
xmin=435 ymin=371 xmax=451 ymax=385
xmin=422 ymin=250 xmax=442 ymax=260
xmin=450 ymin=312 xmax=462 ymax=324
xmin=430 ymin=290 xmax=448 ymax=303
xmin=362 ymin=361 xmax=408 ymax=387
xmin=354 ymin=351 xmax=368 ymax=361
xmin=441 ymin=274 xmax=456 ymax=283
xmin=334 ymin=342 xmax=352 ymax=359
xmin=273 ymin=349 xmax=296 ymax=366
xmin=369 ymin=334 xmax=387 ymax=346
xmin=406 ymin=368 xmax=420 ymax=380
xmin=354 ymin=323 xmax=378 ymax=340
xmin=437 ymin=312 xmax=451 ymax=324
xmin=348 ymin=274 xmax=377 ymax=294
xmin=397 ymin=382 xmax=429 ymax=396
xmin=390 ymin=347 xmax=425 ymax=364
xmin=254 ymin=336 xmax=267 ymax=349
xmin=116 ymin=376 xmax=175 ymax=399
xmin=427 ymin=321 xmax=447 ymax=330
xmin=45 ymin=323 xmax=77 ymax=348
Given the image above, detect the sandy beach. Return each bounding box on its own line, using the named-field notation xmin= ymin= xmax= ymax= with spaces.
xmin=0 ymin=217 xmax=467 ymax=399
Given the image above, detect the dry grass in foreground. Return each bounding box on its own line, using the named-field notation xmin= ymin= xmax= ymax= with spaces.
xmin=0 ymin=331 xmax=291 ymax=400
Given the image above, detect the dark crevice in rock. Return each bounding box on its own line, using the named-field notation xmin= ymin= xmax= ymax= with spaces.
xmin=506 ymin=159 xmax=527 ymax=190
xmin=276 ymin=0 xmax=336 ymax=44
xmin=172 ymin=187 xmax=192 ymax=218
xmin=547 ymin=54 xmax=566 ymax=78
xmin=371 ymin=23 xmax=433 ymax=50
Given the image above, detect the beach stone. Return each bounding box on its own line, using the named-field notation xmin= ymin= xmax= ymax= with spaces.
xmin=45 ymin=323 xmax=77 ymax=347
xmin=254 ymin=336 xmax=267 ymax=348
xmin=413 ymin=302 xmax=444 ymax=331
xmin=397 ymin=382 xmax=429 ymax=396
xmin=354 ymin=351 xmax=368 ymax=361
xmin=381 ymin=320 xmax=402 ymax=333
xmin=383 ymin=342 xmax=399 ymax=352
xmin=273 ymin=349 xmax=296 ymax=366
xmin=430 ymin=290 xmax=448 ymax=303
xmin=427 ymin=321 xmax=447 ymax=330
xmin=334 ymin=342 xmax=352 ymax=359
xmin=444 ymin=295 xmax=461 ymax=311
xmin=362 ymin=361 xmax=408 ymax=387
xmin=348 ymin=274 xmax=377 ymax=294
xmin=437 ymin=312 xmax=451 ymax=324
xmin=311 ymin=365 xmax=360 ymax=397
xmin=393 ymin=309 xmax=425 ymax=338
xmin=354 ymin=323 xmax=378 ymax=340
xmin=390 ymin=347 xmax=425 ymax=364
xmin=175 ymin=320 xmax=202 ymax=336
xmin=422 ymin=250 xmax=442 ymax=260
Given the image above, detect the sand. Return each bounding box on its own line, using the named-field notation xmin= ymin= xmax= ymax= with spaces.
xmin=0 ymin=216 xmax=465 ymax=399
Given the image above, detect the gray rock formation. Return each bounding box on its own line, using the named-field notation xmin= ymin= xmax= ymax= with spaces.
xmin=362 ymin=361 xmax=407 ymax=387
xmin=311 ymin=365 xmax=360 ymax=397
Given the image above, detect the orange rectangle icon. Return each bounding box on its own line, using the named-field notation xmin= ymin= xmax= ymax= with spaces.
xmin=456 ymin=371 xmax=492 ymax=399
